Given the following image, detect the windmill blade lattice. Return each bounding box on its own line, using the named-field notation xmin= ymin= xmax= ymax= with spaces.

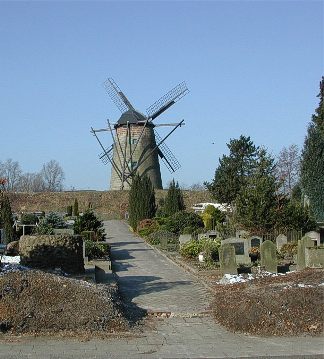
xmin=99 ymin=145 xmax=113 ymax=165
xmin=154 ymin=130 xmax=181 ymax=173
xmin=146 ymin=81 xmax=189 ymax=121
xmin=103 ymin=78 xmax=135 ymax=113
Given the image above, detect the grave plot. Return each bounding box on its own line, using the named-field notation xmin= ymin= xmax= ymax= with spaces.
xmin=211 ymin=268 xmax=324 ymax=336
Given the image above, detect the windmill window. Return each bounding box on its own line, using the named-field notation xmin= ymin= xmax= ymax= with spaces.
xmin=131 ymin=138 xmax=137 ymax=145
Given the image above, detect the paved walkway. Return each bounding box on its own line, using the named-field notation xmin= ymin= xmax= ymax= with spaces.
xmin=107 ymin=220 xmax=211 ymax=315
xmin=0 ymin=220 xmax=323 ymax=358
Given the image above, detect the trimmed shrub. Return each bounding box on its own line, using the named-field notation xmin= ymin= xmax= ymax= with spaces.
xmin=36 ymin=212 xmax=66 ymax=235
xmin=147 ymin=230 xmax=177 ymax=246
xmin=85 ymin=240 xmax=110 ymax=260
xmin=180 ymin=240 xmax=202 ymax=258
xmin=164 ymin=211 xmax=204 ymax=235
xmin=180 ymin=239 xmax=220 ymax=263
xmin=137 ymin=219 xmax=159 ymax=237
xmin=21 ymin=213 xmax=38 ymax=225
xmin=66 ymin=205 xmax=73 ymax=217
xmin=74 ymin=210 xmax=105 ymax=241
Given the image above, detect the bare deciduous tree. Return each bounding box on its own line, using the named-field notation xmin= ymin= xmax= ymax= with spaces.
xmin=276 ymin=144 xmax=300 ymax=196
xmin=41 ymin=160 xmax=65 ymax=191
xmin=18 ymin=172 xmax=45 ymax=193
xmin=0 ymin=159 xmax=22 ymax=191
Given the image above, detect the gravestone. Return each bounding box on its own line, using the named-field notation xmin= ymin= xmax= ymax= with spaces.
xmin=179 ymin=234 xmax=192 ymax=246
xmin=305 ymin=231 xmax=320 ymax=247
xmin=222 ymin=237 xmax=251 ymax=264
xmin=297 ymin=236 xmax=314 ymax=270
xmin=276 ymin=234 xmax=287 ymax=251
xmin=219 ymin=244 xmax=237 ymax=274
xmin=260 ymin=240 xmax=277 ymax=273
xmin=305 ymin=247 xmax=324 ymax=268
xmin=250 ymin=236 xmax=262 ymax=248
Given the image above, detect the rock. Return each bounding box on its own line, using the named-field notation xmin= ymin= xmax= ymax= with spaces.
xmin=6 ymin=241 xmax=19 ymax=256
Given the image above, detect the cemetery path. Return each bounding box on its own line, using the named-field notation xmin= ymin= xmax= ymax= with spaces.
xmin=105 ymin=220 xmax=211 ymax=315
xmin=0 ymin=220 xmax=323 ymax=359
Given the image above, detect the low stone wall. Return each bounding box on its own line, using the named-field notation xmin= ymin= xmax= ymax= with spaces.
xmin=19 ymin=235 xmax=84 ymax=274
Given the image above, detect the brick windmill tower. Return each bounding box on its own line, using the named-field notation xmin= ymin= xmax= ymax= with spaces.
xmin=91 ymin=78 xmax=189 ymax=190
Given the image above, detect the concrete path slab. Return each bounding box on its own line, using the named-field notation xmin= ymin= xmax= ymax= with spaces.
xmin=0 ymin=220 xmax=323 ymax=358
xmin=106 ymin=220 xmax=211 ymax=314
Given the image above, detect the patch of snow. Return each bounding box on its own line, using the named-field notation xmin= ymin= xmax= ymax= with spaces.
xmin=297 ymin=283 xmax=314 ymax=288
xmin=218 ymin=271 xmax=287 ymax=285
xmin=1 ymin=255 xmax=20 ymax=264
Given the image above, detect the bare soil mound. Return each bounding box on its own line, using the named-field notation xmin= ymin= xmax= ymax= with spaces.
xmin=0 ymin=270 xmax=129 ymax=335
xmin=211 ymin=269 xmax=324 ymax=336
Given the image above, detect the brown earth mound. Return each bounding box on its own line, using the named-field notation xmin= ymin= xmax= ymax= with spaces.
xmin=0 ymin=270 xmax=129 ymax=335
xmin=211 ymin=268 xmax=324 ymax=336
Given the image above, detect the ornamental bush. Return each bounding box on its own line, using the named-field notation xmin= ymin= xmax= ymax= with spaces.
xmin=180 ymin=239 xmax=220 ymax=263
xmin=137 ymin=218 xmax=159 ymax=237
xmin=74 ymin=210 xmax=105 ymax=241
xmin=85 ymin=240 xmax=110 ymax=260
xmin=147 ymin=230 xmax=177 ymax=246
xmin=164 ymin=211 xmax=204 ymax=235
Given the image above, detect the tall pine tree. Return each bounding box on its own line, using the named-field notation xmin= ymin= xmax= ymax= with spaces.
xmin=205 ymin=135 xmax=259 ymax=204
xmin=300 ymin=77 xmax=324 ymax=222
xmin=128 ymin=174 xmax=156 ymax=230
xmin=234 ymin=149 xmax=278 ymax=233
xmin=163 ymin=179 xmax=185 ymax=217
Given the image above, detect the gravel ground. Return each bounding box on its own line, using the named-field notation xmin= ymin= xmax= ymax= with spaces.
xmin=0 ymin=270 xmax=129 ymax=336
xmin=211 ymin=268 xmax=324 ymax=336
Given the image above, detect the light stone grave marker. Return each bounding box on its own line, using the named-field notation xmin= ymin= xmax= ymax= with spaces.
xmin=276 ymin=234 xmax=287 ymax=251
xmin=297 ymin=236 xmax=314 ymax=270
xmin=222 ymin=237 xmax=251 ymax=264
xmin=260 ymin=240 xmax=277 ymax=273
xmin=219 ymin=243 xmax=237 ymax=274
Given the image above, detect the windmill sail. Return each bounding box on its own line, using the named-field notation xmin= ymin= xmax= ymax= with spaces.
xmin=103 ymin=78 xmax=135 ymax=113
xmin=146 ymin=81 xmax=189 ymax=121
xmin=99 ymin=145 xmax=113 ymax=165
xmin=154 ymin=130 xmax=181 ymax=173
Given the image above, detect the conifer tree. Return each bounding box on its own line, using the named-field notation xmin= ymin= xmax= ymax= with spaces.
xmin=205 ymin=135 xmax=258 ymax=203
xmin=300 ymin=77 xmax=324 ymax=222
xmin=235 ymin=149 xmax=278 ymax=233
xmin=0 ymin=194 xmax=15 ymax=244
xmin=73 ymin=198 xmax=79 ymax=216
xmin=128 ymin=174 xmax=156 ymax=230
xmin=163 ymin=179 xmax=185 ymax=217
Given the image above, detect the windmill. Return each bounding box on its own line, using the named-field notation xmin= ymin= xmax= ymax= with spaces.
xmin=91 ymin=78 xmax=189 ymax=190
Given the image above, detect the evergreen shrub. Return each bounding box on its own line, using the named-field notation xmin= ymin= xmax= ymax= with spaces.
xmin=85 ymin=240 xmax=110 ymax=260
xmin=137 ymin=219 xmax=159 ymax=237
xmin=147 ymin=230 xmax=177 ymax=246
xmin=180 ymin=239 xmax=220 ymax=262
xmin=164 ymin=211 xmax=204 ymax=235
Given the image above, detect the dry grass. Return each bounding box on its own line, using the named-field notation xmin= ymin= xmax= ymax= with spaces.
xmin=0 ymin=270 xmax=129 ymax=336
xmin=211 ymin=268 xmax=324 ymax=336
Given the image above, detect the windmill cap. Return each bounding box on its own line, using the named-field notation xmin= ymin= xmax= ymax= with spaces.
xmin=116 ymin=110 xmax=147 ymax=126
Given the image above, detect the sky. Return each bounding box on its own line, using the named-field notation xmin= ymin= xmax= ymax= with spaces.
xmin=0 ymin=1 xmax=323 ymax=190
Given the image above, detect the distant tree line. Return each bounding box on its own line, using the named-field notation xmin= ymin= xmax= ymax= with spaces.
xmin=0 ymin=159 xmax=65 ymax=192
